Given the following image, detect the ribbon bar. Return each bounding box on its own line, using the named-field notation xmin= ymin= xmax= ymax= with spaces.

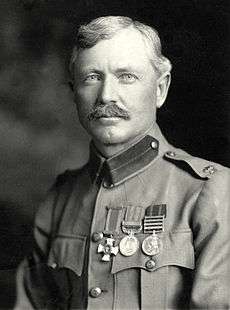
xmin=143 ymin=215 xmax=164 ymax=234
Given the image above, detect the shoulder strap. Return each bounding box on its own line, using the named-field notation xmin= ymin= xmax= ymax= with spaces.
xmin=164 ymin=149 xmax=223 ymax=179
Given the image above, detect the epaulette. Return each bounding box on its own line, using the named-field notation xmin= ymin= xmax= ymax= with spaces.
xmin=164 ymin=149 xmax=222 ymax=179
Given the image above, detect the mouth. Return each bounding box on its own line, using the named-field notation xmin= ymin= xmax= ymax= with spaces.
xmin=96 ymin=114 xmax=122 ymax=119
xmin=95 ymin=116 xmax=123 ymax=125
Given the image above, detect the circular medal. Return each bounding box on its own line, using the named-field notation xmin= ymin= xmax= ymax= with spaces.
xmin=119 ymin=235 xmax=139 ymax=256
xmin=142 ymin=235 xmax=161 ymax=256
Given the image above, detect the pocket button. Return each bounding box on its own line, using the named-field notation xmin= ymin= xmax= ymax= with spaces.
xmin=145 ymin=259 xmax=155 ymax=271
xmin=89 ymin=287 xmax=102 ymax=298
xmin=50 ymin=262 xmax=58 ymax=269
xmin=92 ymin=232 xmax=104 ymax=242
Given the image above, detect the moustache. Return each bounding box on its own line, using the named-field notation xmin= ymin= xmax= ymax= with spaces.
xmin=88 ymin=103 xmax=130 ymax=121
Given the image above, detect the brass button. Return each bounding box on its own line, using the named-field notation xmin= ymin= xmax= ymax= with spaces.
xmin=50 ymin=263 xmax=57 ymax=269
xmin=202 ymin=165 xmax=216 ymax=175
xmin=103 ymin=181 xmax=114 ymax=188
xmin=92 ymin=232 xmax=104 ymax=242
xmin=151 ymin=140 xmax=158 ymax=150
xmin=145 ymin=259 xmax=155 ymax=270
xmin=89 ymin=287 xmax=102 ymax=298
xmin=166 ymin=151 xmax=176 ymax=157
xmin=103 ymin=180 xmax=114 ymax=188
xmin=103 ymin=181 xmax=108 ymax=188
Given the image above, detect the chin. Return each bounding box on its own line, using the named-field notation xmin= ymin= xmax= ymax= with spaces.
xmin=91 ymin=127 xmax=132 ymax=146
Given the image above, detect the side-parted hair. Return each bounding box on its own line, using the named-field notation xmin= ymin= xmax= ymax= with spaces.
xmin=69 ymin=16 xmax=172 ymax=79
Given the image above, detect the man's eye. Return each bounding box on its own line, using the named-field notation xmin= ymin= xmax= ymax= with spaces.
xmin=119 ymin=73 xmax=137 ymax=84
xmin=84 ymin=74 xmax=101 ymax=83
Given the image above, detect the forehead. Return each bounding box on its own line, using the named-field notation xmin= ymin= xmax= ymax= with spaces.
xmin=75 ymin=27 xmax=152 ymax=71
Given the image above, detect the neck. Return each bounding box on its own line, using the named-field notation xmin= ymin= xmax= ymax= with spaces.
xmin=93 ymin=125 xmax=156 ymax=158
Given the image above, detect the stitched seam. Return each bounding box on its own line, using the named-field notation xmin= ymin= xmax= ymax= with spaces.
xmin=35 ymin=225 xmax=49 ymax=238
xmin=113 ymin=273 xmax=117 ymax=310
xmin=165 ymin=265 xmax=169 ymax=308
xmin=52 ymin=234 xmax=87 ymax=240
xmin=170 ymin=229 xmax=192 ymax=234
xmin=192 ymin=180 xmax=210 ymax=249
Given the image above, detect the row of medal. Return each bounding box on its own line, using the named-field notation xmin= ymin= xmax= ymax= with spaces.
xmin=97 ymin=205 xmax=165 ymax=262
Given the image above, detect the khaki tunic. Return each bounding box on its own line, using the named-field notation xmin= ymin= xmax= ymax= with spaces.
xmin=15 ymin=125 xmax=230 ymax=309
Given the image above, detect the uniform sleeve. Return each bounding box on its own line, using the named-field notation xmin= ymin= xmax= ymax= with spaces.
xmin=14 ymin=184 xmax=61 ymax=309
xmin=14 ymin=260 xmax=34 ymax=309
xmin=14 ymin=171 xmax=76 ymax=309
xmin=190 ymin=169 xmax=230 ymax=308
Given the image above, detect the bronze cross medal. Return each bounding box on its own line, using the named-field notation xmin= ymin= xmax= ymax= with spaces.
xmin=97 ymin=207 xmax=122 ymax=262
xmin=97 ymin=237 xmax=119 ymax=262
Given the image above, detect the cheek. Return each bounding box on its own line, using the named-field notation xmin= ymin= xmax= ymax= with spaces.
xmin=75 ymin=83 xmax=100 ymax=100
xmin=123 ymin=85 xmax=156 ymax=114
xmin=75 ymin=87 xmax=97 ymax=113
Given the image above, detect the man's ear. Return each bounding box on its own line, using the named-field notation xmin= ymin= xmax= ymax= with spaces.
xmin=156 ymin=72 xmax=171 ymax=108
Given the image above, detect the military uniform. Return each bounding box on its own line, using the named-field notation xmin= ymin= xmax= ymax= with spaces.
xmin=15 ymin=124 xmax=230 ymax=309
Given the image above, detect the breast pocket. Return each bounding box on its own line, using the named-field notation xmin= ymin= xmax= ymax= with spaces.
xmin=111 ymin=230 xmax=195 ymax=309
xmin=112 ymin=230 xmax=194 ymax=272
xmin=47 ymin=234 xmax=87 ymax=277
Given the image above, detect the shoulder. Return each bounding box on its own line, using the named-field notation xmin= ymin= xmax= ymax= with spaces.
xmin=55 ymin=167 xmax=83 ymax=187
xmin=35 ymin=166 xmax=86 ymax=234
xmin=162 ymin=146 xmax=230 ymax=209
xmin=161 ymin=147 xmax=230 ymax=220
xmin=163 ymin=146 xmax=229 ymax=180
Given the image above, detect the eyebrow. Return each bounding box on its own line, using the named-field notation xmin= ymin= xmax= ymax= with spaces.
xmin=79 ymin=67 xmax=102 ymax=75
xmin=115 ymin=66 xmax=144 ymax=74
xmin=78 ymin=65 xmax=144 ymax=76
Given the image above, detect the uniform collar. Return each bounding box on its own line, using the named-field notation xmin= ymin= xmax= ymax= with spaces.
xmin=88 ymin=124 xmax=168 ymax=187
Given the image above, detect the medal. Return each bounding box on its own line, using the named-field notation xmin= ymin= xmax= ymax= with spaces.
xmin=97 ymin=207 xmax=123 ymax=262
xmin=142 ymin=204 xmax=166 ymax=256
xmin=119 ymin=232 xmax=139 ymax=256
xmin=142 ymin=231 xmax=161 ymax=256
xmin=97 ymin=237 xmax=119 ymax=261
xmin=120 ymin=205 xmax=144 ymax=257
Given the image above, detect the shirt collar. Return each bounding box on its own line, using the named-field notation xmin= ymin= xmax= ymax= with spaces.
xmin=87 ymin=124 xmax=168 ymax=187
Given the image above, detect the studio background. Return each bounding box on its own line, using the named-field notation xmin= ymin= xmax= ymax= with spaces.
xmin=0 ymin=0 xmax=229 ymax=307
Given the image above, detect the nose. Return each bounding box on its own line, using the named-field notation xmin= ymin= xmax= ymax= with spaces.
xmin=98 ymin=77 xmax=117 ymax=105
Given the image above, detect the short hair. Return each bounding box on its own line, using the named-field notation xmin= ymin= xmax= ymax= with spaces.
xmin=69 ymin=16 xmax=172 ymax=79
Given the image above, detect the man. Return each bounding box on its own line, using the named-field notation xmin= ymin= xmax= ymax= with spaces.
xmin=15 ymin=16 xmax=230 ymax=309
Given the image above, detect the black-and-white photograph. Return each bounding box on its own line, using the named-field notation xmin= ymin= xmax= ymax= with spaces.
xmin=0 ymin=0 xmax=229 ymax=309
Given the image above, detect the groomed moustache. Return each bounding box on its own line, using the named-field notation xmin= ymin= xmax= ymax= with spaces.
xmin=88 ymin=103 xmax=130 ymax=121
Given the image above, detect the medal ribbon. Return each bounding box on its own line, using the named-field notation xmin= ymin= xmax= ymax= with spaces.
xmin=97 ymin=207 xmax=122 ymax=262
xmin=145 ymin=204 xmax=167 ymax=217
xmin=144 ymin=204 xmax=166 ymax=234
xmin=104 ymin=206 xmax=123 ymax=236
xmin=122 ymin=205 xmax=144 ymax=233
xmin=119 ymin=206 xmax=144 ymax=257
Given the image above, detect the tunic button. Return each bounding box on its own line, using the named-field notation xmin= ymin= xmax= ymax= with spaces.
xmin=103 ymin=181 xmax=114 ymax=188
xmin=89 ymin=287 xmax=102 ymax=298
xmin=103 ymin=181 xmax=108 ymax=188
xmin=92 ymin=232 xmax=104 ymax=242
xmin=145 ymin=259 xmax=156 ymax=271
xmin=50 ymin=263 xmax=57 ymax=269
xmin=166 ymin=151 xmax=176 ymax=157
xmin=151 ymin=140 xmax=158 ymax=150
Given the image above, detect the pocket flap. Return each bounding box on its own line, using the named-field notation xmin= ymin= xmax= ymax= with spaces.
xmin=47 ymin=234 xmax=87 ymax=276
xmin=112 ymin=230 xmax=194 ymax=274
